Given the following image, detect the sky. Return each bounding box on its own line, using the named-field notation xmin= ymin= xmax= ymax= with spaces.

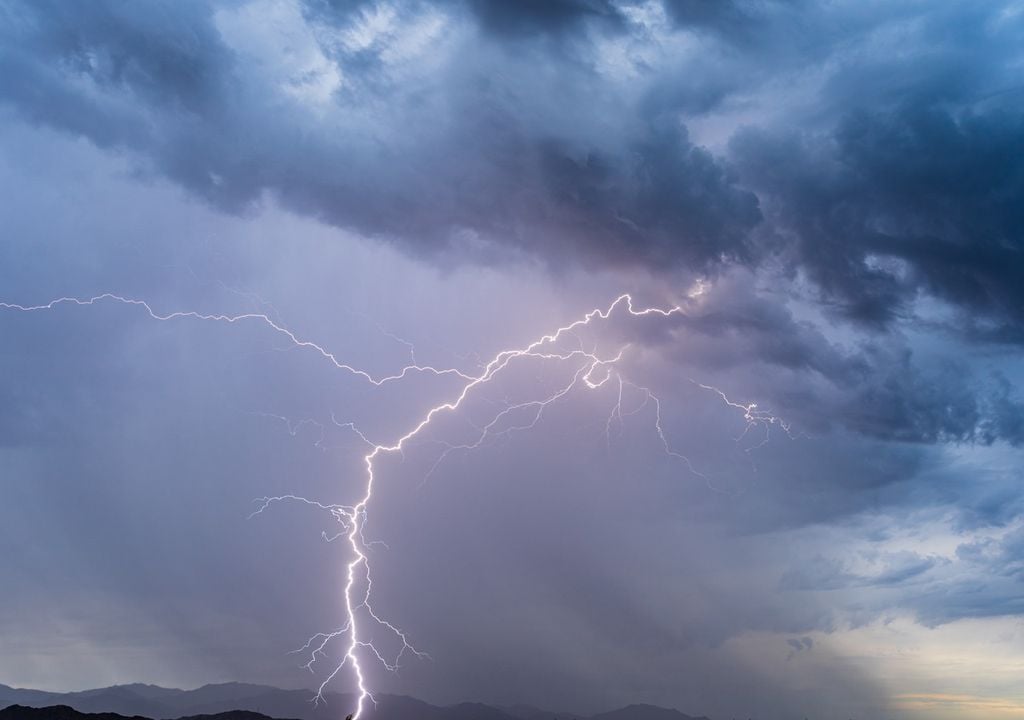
xmin=1 ymin=1 xmax=1023 ymax=719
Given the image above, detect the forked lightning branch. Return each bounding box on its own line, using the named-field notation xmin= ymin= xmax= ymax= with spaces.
xmin=1 ymin=293 xmax=790 ymax=719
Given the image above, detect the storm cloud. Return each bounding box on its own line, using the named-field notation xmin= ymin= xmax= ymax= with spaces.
xmin=0 ymin=0 xmax=761 ymax=273
xmin=2 ymin=2 xmax=1024 ymax=720
xmin=3 ymin=0 xmax=1023 ymax=332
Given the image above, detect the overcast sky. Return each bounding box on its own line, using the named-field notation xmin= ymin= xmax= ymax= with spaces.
xmin=1 ymin=2 xmax=1024 ymax=719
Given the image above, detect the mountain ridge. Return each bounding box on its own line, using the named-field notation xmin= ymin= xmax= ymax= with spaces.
xmin=0 ymin=684 xmax=708 ymax=720
xmin=0 ymin=704 xmax=296 ymax=720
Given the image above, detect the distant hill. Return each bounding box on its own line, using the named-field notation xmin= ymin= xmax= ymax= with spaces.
xmin=0 ymin=684 xmax=708 ymax=720
xmin=0 ymin=706 xmax=292 ymax=720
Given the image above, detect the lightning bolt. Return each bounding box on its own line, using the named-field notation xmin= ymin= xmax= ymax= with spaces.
xmin=0 ymin=294 xmax=476 ymax=386
xmin=1 ymin=291 xmax=788 ymax=719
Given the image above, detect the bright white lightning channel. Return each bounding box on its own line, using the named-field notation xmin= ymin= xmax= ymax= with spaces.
xmin=0 ymin=292 xmax=788 ymax=719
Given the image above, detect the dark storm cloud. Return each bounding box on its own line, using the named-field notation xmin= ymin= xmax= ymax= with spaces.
xmin=533 ymin=125 xmax=760 ymax=267
xmin=662 ymin=0 xmax=800 ymax=42
xmin=734 ymin=105 xmax=1024 ymax=331
xmin=0 ymin=0 xmax=231 ymax=138
xmin=632 ymin=275 xmax=1024 ymax=447
xmin=838 ymin=352 xmax=1021 ymax=445
xmin=305 ymin=0 xmax=626 ymax=37
xmin=722 ymin=0 xmax=1024 ymax=333
xmin=460 ymin=0 xmax=625 ymax=37
xmin=3 ymin=0 xmax=1023 ymax=339
xmin=0 ymin=0 xmax=760 ymax=275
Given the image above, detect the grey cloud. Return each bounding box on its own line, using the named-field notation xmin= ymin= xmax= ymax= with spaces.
xmin=840 ymin=352 xmax=987 ymax=444
xmin=780 ymin=555 xmax=856 ymax=592
xmin=952 ymin=481 xmax=1024 ymax=532
xmin=662 ymin=0 xmax=804 ymax=45
xmin=0 ymin=0 xmax=760 ymax=275
xmin=979 ymin=373 xmax=1024 ymax=445
xmin=779 ymin=526 xmax=1024 ymax=630
xmin=957 ymin=527 xmax=1024 ymax=581
xmin=779 ymin=551 xmax=940 ymax=593
xmin=304 ymin=0 xmax=626 ymax=39
xmin=909 ymin=543 xmax=1024 ymax=627
xmin=633 ymin=274 xmax=1024 ymax=447
xmin=461 ymin=0 xmax=626 ymax=38
xmin=668 ymin=274 xmax=863 ymax=380
xmin=5 ymin=0 xmax=1024 ymax=346
xmin=869 ymin=552 xmax=944 ymax=587
xmin=533 ymin=124 xmax=761 ymax=269
xmin=786 ymin=635 xmax=812 ymax=651
xmin=673 ymin=0 xmax=1024 ymax=337
xmin=785 ymin=635 xmax=813 ymax=660
xmin=732 ymin=98 xmax=1024 ymax=335
xmin=1 ymin=0 xmax=231 ymax=128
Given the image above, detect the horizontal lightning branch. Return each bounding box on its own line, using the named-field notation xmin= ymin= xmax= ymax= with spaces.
xmin=0 ymin=294 xmax=476 ymax=386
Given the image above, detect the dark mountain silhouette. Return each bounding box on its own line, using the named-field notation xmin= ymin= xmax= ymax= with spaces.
xmin=0 ymin=684 xmax=708 ymax=720
xmin=1 ymin=705 xmax=149 ymax=720
xmin=0 ymin=706 xmax=292 ymax=720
